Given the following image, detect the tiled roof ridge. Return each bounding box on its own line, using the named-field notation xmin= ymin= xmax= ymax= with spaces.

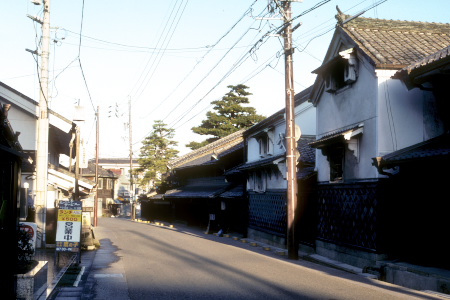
xmin=334 ymin=11 xmax=450 ymax=68
xmin=169 ymin=129 xmax=245 ymax=168
xmin=341 ymin=14 xmax=450 ymax=34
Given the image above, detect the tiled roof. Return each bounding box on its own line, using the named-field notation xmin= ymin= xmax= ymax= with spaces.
xmin=297 ymin=135 xmax=316 ymax=164
xmin=397 ymin=45 xmax=450 ymax=74
xmin=392 ymin=45 xmax=450 ymax=88
xmin=380 ymin=133 xmax=450 ymax=167
xmin=97 ymin=158 xmax=139 ymax=164
xmin=164 ymin=177 xmax=230 ymax=199
xmin=309 ymin=123 xmax=363 ymax=148
xmin=340 ymin=14 xmax=450 ymax=68
xmin=169 ymin=129 xmax=244 ymax=169
xmin=237 ymin=136 xmax=316 ymax=171
xmin=82 ymin=162 xmax=118 ymax=178
xmin=297 ymin=166 xmax=316 ymax=181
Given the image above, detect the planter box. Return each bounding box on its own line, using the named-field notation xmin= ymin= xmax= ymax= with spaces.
xmin=16 ymin=261 xmax=48 ymax=300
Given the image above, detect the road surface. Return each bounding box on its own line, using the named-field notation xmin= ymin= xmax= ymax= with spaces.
xmin=88 ymin=217 xmax=443 ymax=300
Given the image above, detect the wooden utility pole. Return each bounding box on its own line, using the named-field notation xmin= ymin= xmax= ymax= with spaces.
xmin=281 ymin=0 xmax=299 ymax=260
xmin=74 ymin=125 xmax=81 ymax=202
xmin=94 ymin=106 xmax=99 ymax=226
xmin=34 ymin=0 xmax=51 ymax=248
xmin=128 ymin=97 xmax=135 ymax=220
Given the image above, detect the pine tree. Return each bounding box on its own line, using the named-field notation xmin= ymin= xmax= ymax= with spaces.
xmin=137 ymin=120 xmax=179 ymax=188
xmin=186 ymin=84 xmax=265 ymax=150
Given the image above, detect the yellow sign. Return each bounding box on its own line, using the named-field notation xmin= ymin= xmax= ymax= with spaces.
xmin=58 ymin=209 xmax=82 ymax=222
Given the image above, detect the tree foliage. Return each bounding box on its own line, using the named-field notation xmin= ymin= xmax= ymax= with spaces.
xmin=137 ymin=120 xmax=179 ymax=187
xmin=186 ymin=84 xmax=265 ymax=150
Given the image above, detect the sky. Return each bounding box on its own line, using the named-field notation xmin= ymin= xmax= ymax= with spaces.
xmin=1 ymin=0 xmax=449 ymax=160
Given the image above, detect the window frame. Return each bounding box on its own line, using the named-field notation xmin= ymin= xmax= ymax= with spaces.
xmin=97 ymin=178 xmax=104 ymax=189
xmin=328 ymin=144 xmax=345 ymax=183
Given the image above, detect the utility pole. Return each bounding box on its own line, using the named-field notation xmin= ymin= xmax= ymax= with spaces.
xmin=281 ymin=0 xmax=299 ymax=260
xmin=34 ymin=0 xmax=51 ymax=248
xmin=74 ymin=125 xmax=81 ymax=202
xmin=94 ymin=106 xmax=99 ymax=227
xmin=128 ymin=97 xmax=135 ymax=220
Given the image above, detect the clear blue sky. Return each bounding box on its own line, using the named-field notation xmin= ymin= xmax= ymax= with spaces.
xmin=1 ymin=0 xmax=449 ymax=158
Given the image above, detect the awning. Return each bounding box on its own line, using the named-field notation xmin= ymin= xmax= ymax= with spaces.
xmin=297 ymin=166 xmax=317 ymax=181
xmin=219 ymin=184 xmax=245 ymax=198
xmin=375 ymin=133 xmax=450 ymax=168
xmin=48 ymin=168 xmax=94 ymax=195
xmin=236 ymin=154 xmax=285 ymax=171
xmin=312 ymin=48 xmax=355 ymax=74
xmin=310 ymin=123 xmax=364 ymax=148
xmin=165 ymin=177 xmax=230 ymax=199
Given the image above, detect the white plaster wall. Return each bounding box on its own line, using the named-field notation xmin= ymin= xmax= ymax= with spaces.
xmin=315 ymin=57 xmax=379 ymax=182
xmin=295 ymin=101 xmax=316 ymax=136
xmin=3 ymin=107 xmax=38 ymax=150
xmin=376 ymin=70 xmax=440 ymax=156
xmin=0 ymin=85 xmax=38 ymax=115
xmin=316 ymin=60 xmax=378 ymax=137
xmin=266 ymin=170 xmax=287 ymax=189
xmin=246 ymin=96 xmax=316 ymax=189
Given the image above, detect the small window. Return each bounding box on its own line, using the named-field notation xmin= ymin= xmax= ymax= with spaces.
xmin=329 ymin=145 xmax=344 ymax=182
xmin=325 ymin=50 xmax=358 ymax=93
xmin=257 ymin=130 xmax=274 ymax=158
xmin=258 ymin=137 xmax=268 ymax=158
xmin=97 ymin=178 xmax=104 ymax=189
xmin=253 ymin=171 xmax=267 ymax=193
xmin=106 ymin=179 xmax=113 ymax=189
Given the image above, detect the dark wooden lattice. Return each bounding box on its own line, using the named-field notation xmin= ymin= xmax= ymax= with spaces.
xmin=317 ymin=182 xmax=381 ymax=251
xmin=248 ymin=192 xmax=286 ymax=237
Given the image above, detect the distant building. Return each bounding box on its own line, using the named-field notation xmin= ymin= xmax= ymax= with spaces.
xmin=97 ymin=158 xmax=140 ymax=201
xmin=82 ymin=162 xmax=118 ymax=216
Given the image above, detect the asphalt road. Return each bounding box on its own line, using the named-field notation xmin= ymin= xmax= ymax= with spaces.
xmin=90 ymin=217 xmax=443 ymax=300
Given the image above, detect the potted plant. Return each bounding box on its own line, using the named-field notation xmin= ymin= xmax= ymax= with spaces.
xmin=16 ymin=224 xmax=48 ymax=300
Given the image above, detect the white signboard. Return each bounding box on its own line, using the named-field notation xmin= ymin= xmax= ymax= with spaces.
xmin=56 ymin=201 xmax=82 ymax=252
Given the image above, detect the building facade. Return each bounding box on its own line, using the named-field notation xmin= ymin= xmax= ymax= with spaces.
xmin=309 ymin=12 xmax=450 ymax=268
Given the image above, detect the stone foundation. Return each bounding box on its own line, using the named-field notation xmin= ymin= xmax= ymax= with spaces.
xmin=16 ymin=260 xmax=48 ymax=300
xmin=247 ymin=228 xmax=286 ymax=249
xmin=316 ymin=240 xmax=387 ymax=269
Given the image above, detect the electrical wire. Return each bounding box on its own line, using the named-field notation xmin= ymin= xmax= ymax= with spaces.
xmin=77 ymin=0 xmax=96 ymax=113
xmin=165 ymin=19 xmax=263 ymax=129
xmin=125 ymin=0 xmax=188 ymax=108
xmin=131 ymin=0 xmax=189 ymax=106
xmin=62 ymin=29 xmax=225 ymax=53
xmin=138 ymin=0 xmax=259 ymax=121
xmin=136 ymin=0 xmax=258 ymax=143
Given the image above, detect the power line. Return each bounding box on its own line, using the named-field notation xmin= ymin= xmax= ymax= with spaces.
xmin=165 ymin=20 xmax=261 ymax=129
xmin=134 ymin=0 xmax=258 ymax=142
xmin=62 ymin=29 xmax=226 ymax=52
xmin=127 ymin=0 xmax=188 ymax=107
xmin=138 ymin=0 xmax=259 ymax=121
xmin=77 ymin=0 xmax=96 ymax=113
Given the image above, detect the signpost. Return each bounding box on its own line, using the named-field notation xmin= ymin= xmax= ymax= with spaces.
xmin=56 ymin=200 xmax=82 ymax=262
